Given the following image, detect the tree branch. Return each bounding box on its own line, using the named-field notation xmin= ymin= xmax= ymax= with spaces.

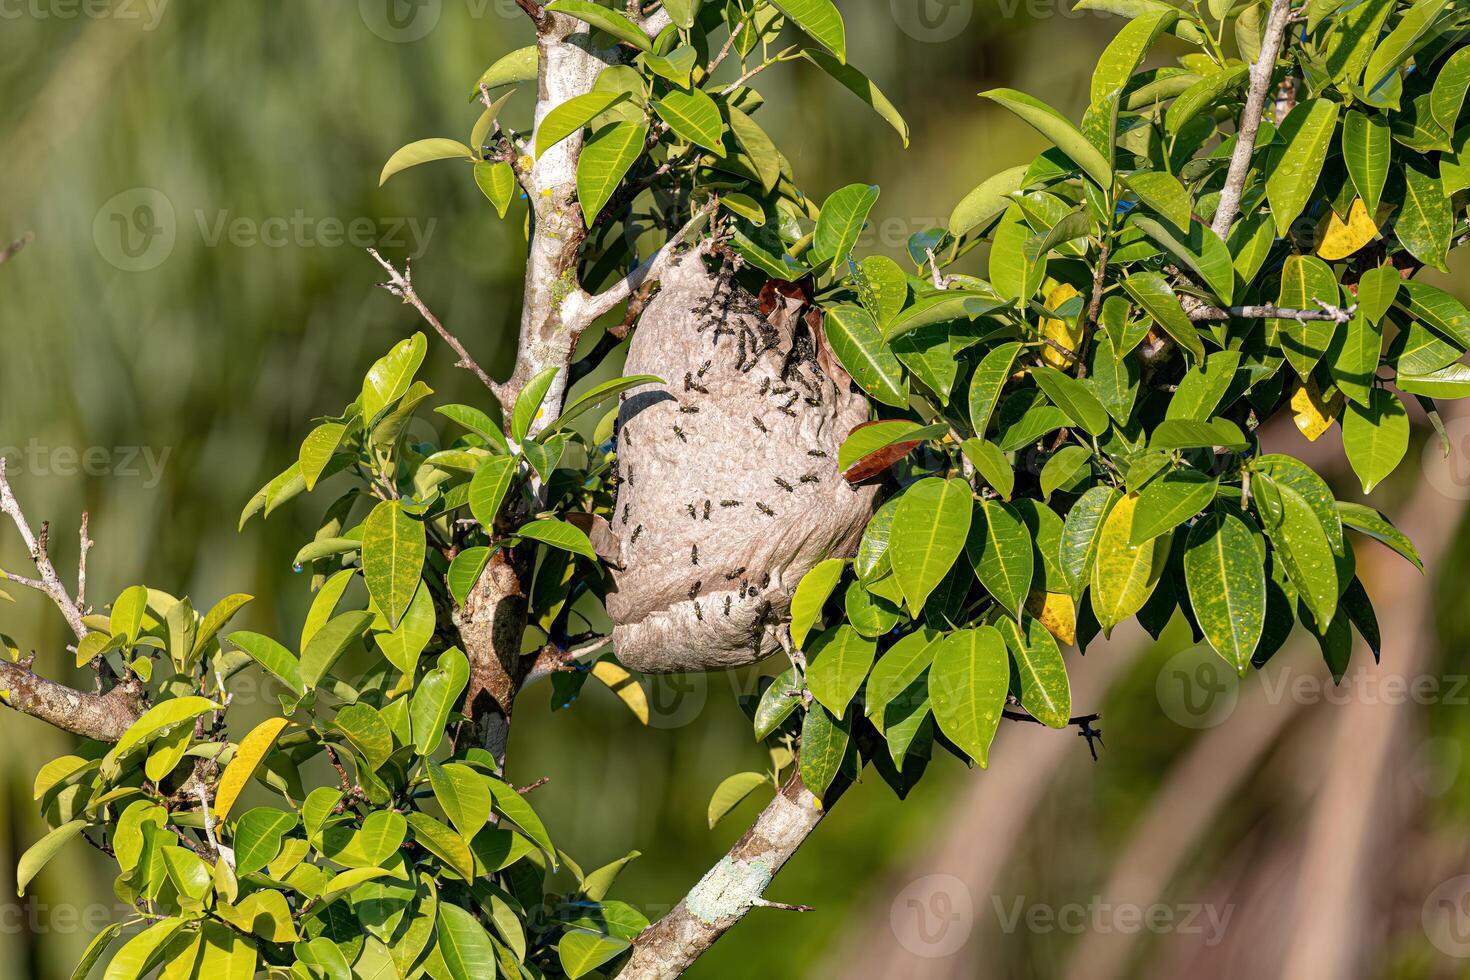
xmin=1210 ymin=0 xmax=1295 ymax=240
xmin=0 ymin=660 xmax=143 ymax=741
xmin=1186 ymin=299 xmax=1356 ymax=323
xmin=368 ymin=249 xmax=513 ymax=416
xmin=570 ymin=201 xmax=717 ymax=327
xmin=616 ymin=771 xmax=827 ymax=980
xmin=0 ymin=458 xmax=89 ymax=641
xmin=0 ymin=232 xmax=33 ymax=267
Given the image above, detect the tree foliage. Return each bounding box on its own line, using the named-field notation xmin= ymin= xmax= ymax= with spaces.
xmin=4 ymin=0 xmax=1466 ymax=977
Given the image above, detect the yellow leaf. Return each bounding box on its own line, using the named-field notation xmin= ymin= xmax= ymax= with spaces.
xmin=591 ymin=661 xmax=649 ymax=725
xmin=1040 ymin=282 xmax=1083 ymax=369
xmin=1290 ymin=377 xmax=1343 ymax=442
xmin=1316 ymin=198 xmax=1380 ymax=260
xmin=1025 ymin=591 xmax=1076 ymax=646
xmin=213 ymin=717 xmax=290 ymax=820
xmin=1090 ymin=494 xmax=1170 ymax=635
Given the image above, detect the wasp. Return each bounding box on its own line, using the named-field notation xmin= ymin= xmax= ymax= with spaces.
xmin=691 ymin=544 xmax=700 ymax=566
xmin=771 ymin=382 xmax=791 ymax=396
xmin=724 ymin=595 xmax=732 ymax=617
xmin=808 ymin=450 xmax=829 ymax=458
xmin=774 ymin=477 xmax=795 ymax=493
xmin=694 ymin=600 xmax=704 ymax=622
xmin=679 ymin=405 xmax=700 ymax=415
xmin=698 ymin=359 xmax=711 ymax=378
xmin=688 ymin=581 xmax=702 ymax=600
xmin=752 ymin=416 xmax=768 ymax=434
xmin=673 ymin=424 xmax=688 ymax=443
xmin=756 ymin=502 xmax=775 ymax=516
xmin=759 ymin=377 xmax=770 ymax=396
xmin=631 ymin=524 xmax=644 ymax=545
xmin=778 ymin=405 xmax=797 ymax=418
xmin=720 ymin=500 xmax=742 ymax=508
xmin=800 ymin=474 xmax=820 ymax=485
xmin=621 ymin=504 xmax=630 ymax=526
xmin=703 ymin=500 xmax=712 ymax=520
xmin=725 ymin=566 xmax=747 ymax=580
xmin=686 ymin=503 xmax=697 ymax=519
xmin=684 ymin=372 xmax=709 ymax=395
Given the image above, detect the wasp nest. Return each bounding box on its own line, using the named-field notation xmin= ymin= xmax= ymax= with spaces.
xmin=606 ymin=251 xmax=877 ymax=673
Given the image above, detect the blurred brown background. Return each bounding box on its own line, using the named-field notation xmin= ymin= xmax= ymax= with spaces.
xmin=2 ymin=2 xmax=1469 ymax=978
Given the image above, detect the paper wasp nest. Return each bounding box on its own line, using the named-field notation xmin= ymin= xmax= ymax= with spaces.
xmin=606 ymin=252 xmax=877 ymax=673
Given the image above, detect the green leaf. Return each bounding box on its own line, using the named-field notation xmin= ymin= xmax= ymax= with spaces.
xmin=754 ymin=668 xmax=803 ymax=740
xmin=102 ymin=918 xmax=184 ymax=980
xmin=1274 ymin=255 xmax=1341 ymax=379
xmin=791 ymin=558 xmax=845 ymax=649
xmin=1166 ymin=350 xmax=1239 ymax=421
xmin=886 ymin=292 xmax=1007 ymax=342
xmin=813 ymin=183 xmax=880 ymax=265
xmin=891 ymin=478 xmax=973 ymax=615
xmin=1342 ymin=109 xmax=1391 ymax=213
xmin=1184 ymin=510 xmax=1265 ymax=673
xmin=1337 ymin=501 xmax=1421 ymax=571
xmin=517 ymin=519 xmax=596 ymax=560
xmin=110 ymin=585 xmax=148 ymax=644
xmin=726 ymin=104 xmax=782 ymax=191
xmin=71 ymin=923 xmax=123 ymax=980
xmin=1125 ymin=170 xmax=1193 ymax=229
xmin=968 ymin=342 xmax=1022 ymax=437
xmin=1399 ymin=156 xmax=1453 ymax=271
xmin=1090 ymin=493 xmax=1169 ymax=634
xmin=1361 ymin=0 xmax=1448 ymax=99
xmin=1041 ymin=445 xmax=1092 ymax=502
xmin=1031 ymin=366 xmax=1110 ymax=436
xmin=653 ymin=88 xmax=725 ymax=156
xmin=411 ymin=648 xmax=470 ymax=756
xmin=379 ymin=139 xmax=475 ymax=186
xmin=436 ymin=904 xmax=499 ymax=980
xmin=928 ymin=626 xmax=1010 ymax=767
xmin=17 ymin=820 xmax=85 ymax=896
xmin=429 ymin=763 xmax=492 ymax=840
xmin=1254 ymin=454 xmax=1343 ymax=552
xmin=333 ymin=703 xmax=395 ymax=772
xmin=1398 ymin=363 xmax=1470 ymax=398
xmin=227 ymin=631 xmax=303 ymax=694
xmin=998 ymin=615 xmax=1071 ymax=728
xmin=799 ymin=703 xmax=850 ymax=800
xmin=1130 ymin=469 xmax=1218 ymax=545
xmin=537 ymin=92 xmax=629 ymax=159
xmin=363 ymin=333 xmax=428 ymax=423
xmin=1432 ymin=48 xmax=1470 ymax=133
xmin=544 ymin=0 xmax=653 ymax=52
xmin=1165 ymin=64 xmax=1249 ymax=135
xmin=1266 ymin=99 xmax=1339 ymax=235
xmin=823 ymin=305 xmax=907 ymax=407
xmin=960 ymin=439 xmax=1015 ymax=500
xmin=468 ymin=455 xmax=518 ymax=532
xmin=473 ymin=46 xmax=538 ymax=96
xmin=1261 ymin=478 xmax=1339 ymax=626
xmin=543 ymin=374 xmax=662 ymax=436
xmin=772 ymin=0 xmax=846 ymax=61
xmin=949 ymin=165 xmax=1028 ymax=238
xmin=1150 ymin=418 xmax=1248 ymax=450
xmin=512 ymin=366 xmax=560 ymax=443
xmin=801 ymin=50 xmax=909 ymax=147
xmin=981 ymin=88 xmax=1113 ymax=190
xmin=233 ymin=807 xmax=296 ymax=876
xmin=376 ymin=581 xmax=435 ymax=676
xmin=838 ymin=421 xmax=947 ymax=474
xmin=1130 ymin=214 xmax=1235 ymax=305
xmin=299 ymin=423 xmax=348 ymax=493
xmin=1059 ymin=485 xmax=1119 ymax=601
xmin=1342 ymin=387 xmax=1409 ymax=492
xmin=559 ymin=930 xmax=630 ymax=980
xmin=474 ymin=161 xmax=517 ymax=219
xmin=487 ymin=777 xmax=555 ymax=863
xmin=409 ymin=812 xmax=475 ymax=880
xmin=362 ymin=501 xmax=426 ymax=630
xmin=663 ymin=0 xmax=701 ymax=29
xmin=806 ymin=625 xmax=878 ymax=716
xmin=865 ymin=629 xmax=940 ymax=721
xmin=1121 ymin=271 xmax=1204 ymax=363
xmin=966 ymin=498 xmax=1034 ymax=620
xmin=1091 ymin=9 xmax=1178 ymax=104
xmin=300 ymin=610 xmax=373 ymax=691
xmin=707 ymin=772 xmax=770 ymax=829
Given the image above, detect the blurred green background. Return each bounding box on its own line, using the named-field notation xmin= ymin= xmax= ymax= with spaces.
xmin=3 ymin=2 xmax=1470 ymax=978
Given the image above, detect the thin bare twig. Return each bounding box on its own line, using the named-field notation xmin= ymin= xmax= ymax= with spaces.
xmin=368 ymin=249 xmax=512 ymax=413
xmin=77 ymin=512 xmax=91 ymax=613
xmin=572 ymin=200 xmax=717 ymax=326
xmin=1187 ymin=299 xmax=1357 ymax=323
xmin=0 ymin=232 xmax=33 ymax=267
xmin=0 ymin=458 xmax=89 ymax=640
xmin=1211 ymin=0 xmax=1295 ymax=239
